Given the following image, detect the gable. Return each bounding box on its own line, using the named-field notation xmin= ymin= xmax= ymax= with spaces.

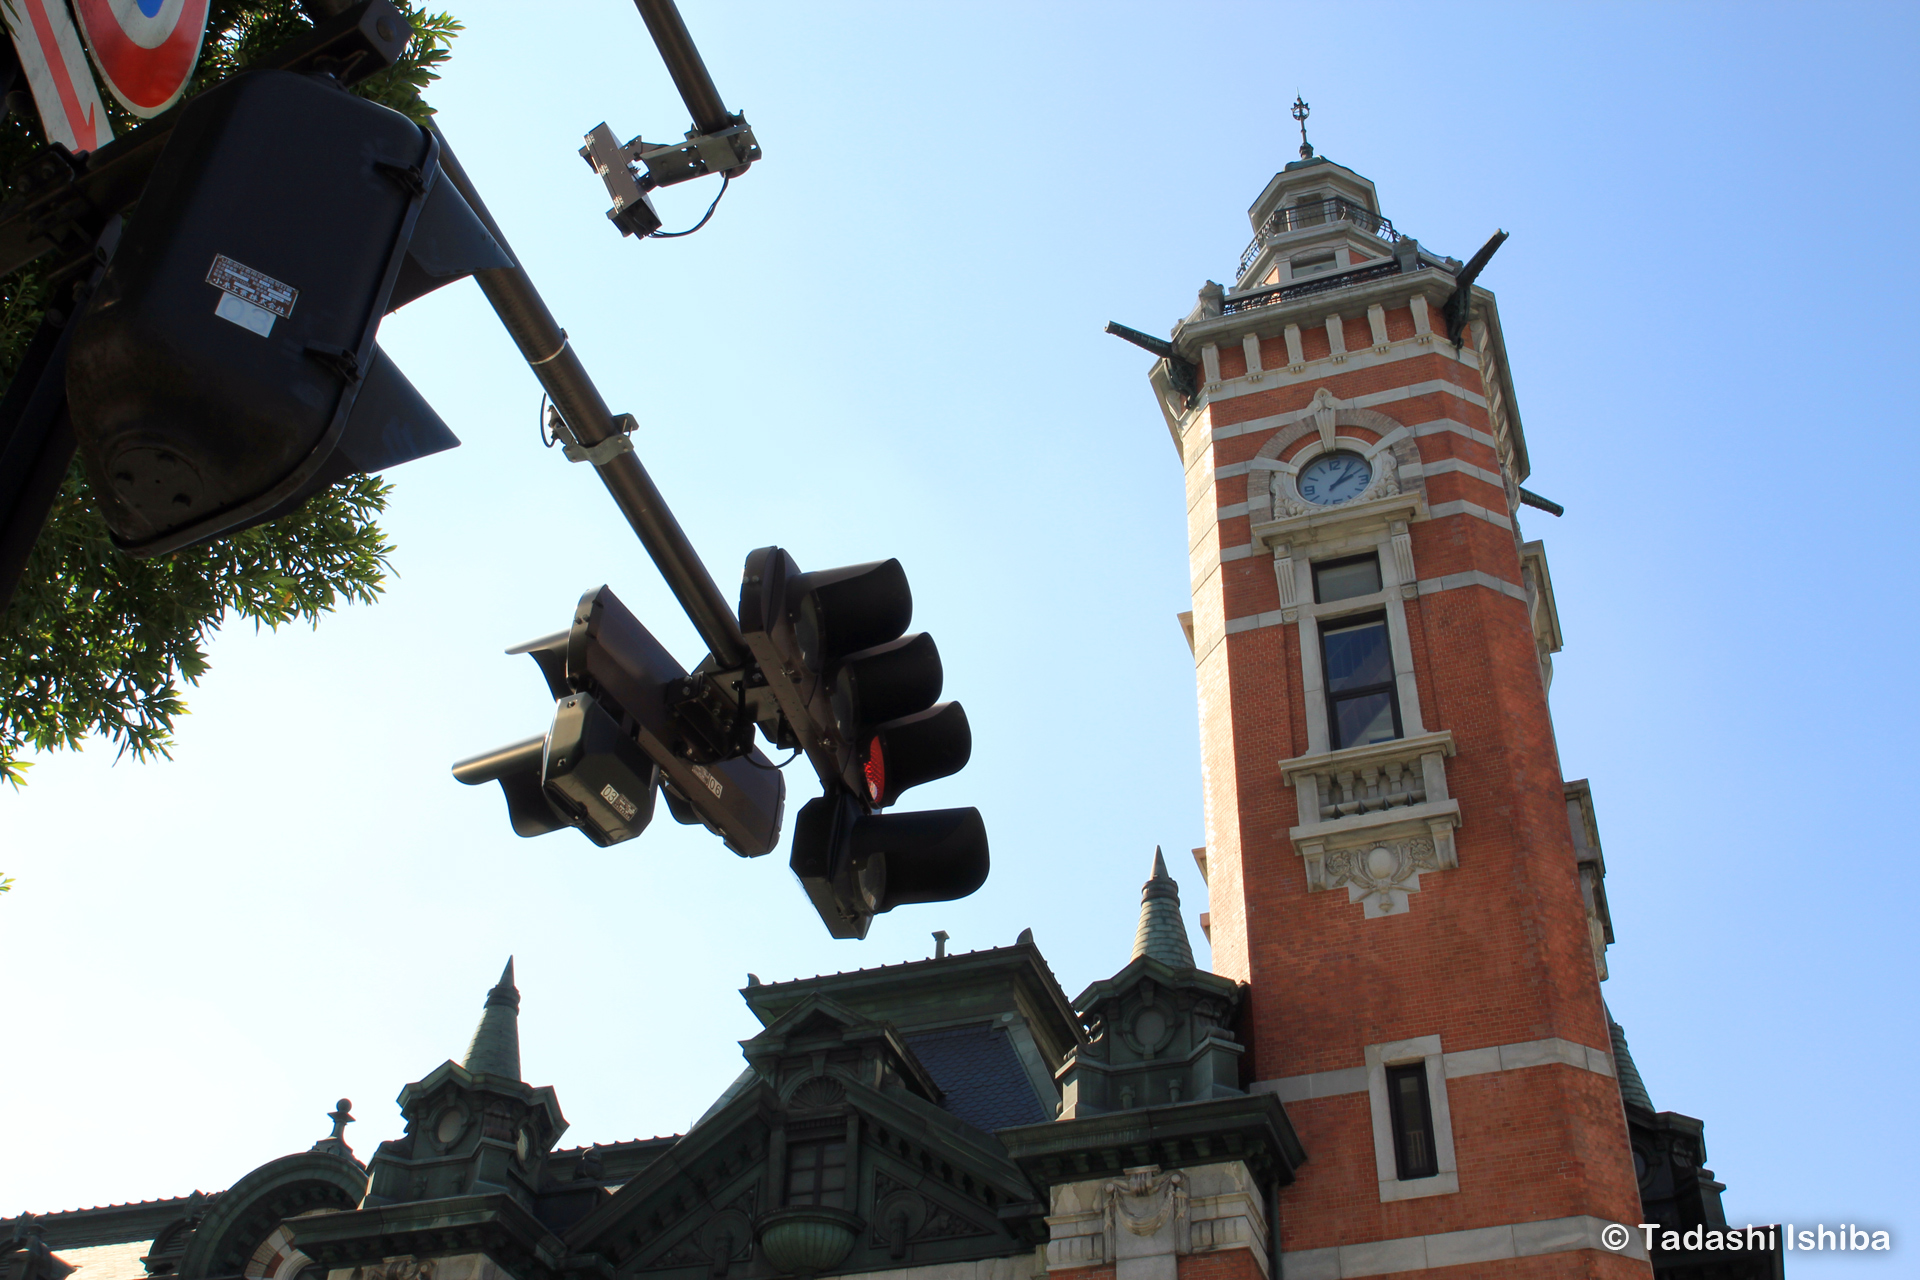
xmin=566 ymin=1066 xmax=1042 ymax=1280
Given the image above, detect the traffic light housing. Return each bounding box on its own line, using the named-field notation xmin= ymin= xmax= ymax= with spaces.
xmin=789 ymin=793 xmax=990 ymax=940
xmin=453 ymin=585 xmax=784 ymax=856
xmin=65 ymin=66 xmax=510 ymax=556
xmin=740 ymin=546 xmax=985 ymax=938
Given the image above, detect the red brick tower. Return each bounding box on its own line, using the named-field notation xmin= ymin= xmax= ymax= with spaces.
xmin=1142 ymin=129 xmax=1648 ymax=1277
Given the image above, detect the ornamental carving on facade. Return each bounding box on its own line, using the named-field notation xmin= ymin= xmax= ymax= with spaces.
xmin=352 ymin=1257 xmax=433 ymax=1280
xmin=787 ymin=1075 xmax=845 ymax=1109
xmin=1102 ymin=1165 xmax=1189 ymax=1258
xmin=1322 ymin=836 xmax=1443 ymax=918
xmin=1251 ymin=390 xmax=1419 ymax=522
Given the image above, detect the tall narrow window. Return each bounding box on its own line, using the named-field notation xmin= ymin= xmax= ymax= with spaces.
xmin=785 ymin=1139 xmax=848 ymax=1208
xmin=1322 ymin=613 xmax=1401 ymax=749
xmin=1386 ymin=1063 xmax=1438 ymax=1180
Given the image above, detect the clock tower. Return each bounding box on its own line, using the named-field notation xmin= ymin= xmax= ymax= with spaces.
xmin=1132 ymin=119 xmax=1649 ymax=1277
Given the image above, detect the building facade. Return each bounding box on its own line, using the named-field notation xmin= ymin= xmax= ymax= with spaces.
xmin=4 ymin=150 xmax=1774 ymax=1280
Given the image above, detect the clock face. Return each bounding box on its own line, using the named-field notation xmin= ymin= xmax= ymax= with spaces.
xmin=1297 ymin=451 xmax=1372 ymax=506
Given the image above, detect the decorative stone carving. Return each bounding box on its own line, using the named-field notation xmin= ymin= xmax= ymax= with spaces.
xmin=1104 ymin=1166 xmax=1189 ymax=1261
xmin=1321 ymin=837 xmax=1445 ymax=918
xmin=1389 ymin=520 xmax=1416 ymax=598
xmin=1272 ymin=544 xmax=1297 ymax=612
xmin=1044 ymin=1161 xmax=1270 ymax=1278
xmin=1282 ymin=731 xmax=1462 ymax=919
xmin=787 ymin=1075 xmax=845 ymax=1110
xmin=352 ymin=1257 xmax=433 ymax=1280
xmin=1310 ymin=387 xmax=1338 ymax=448
xmin=1256 ymin=391 xmax=1412 ymax=524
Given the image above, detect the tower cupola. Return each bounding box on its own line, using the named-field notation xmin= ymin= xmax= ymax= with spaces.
xmin=1238 ymin=155 xmax=1396 ymax=292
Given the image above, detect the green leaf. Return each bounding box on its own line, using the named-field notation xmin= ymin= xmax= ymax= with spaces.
xmin=0 ymin=1 xmax=462 ymax=787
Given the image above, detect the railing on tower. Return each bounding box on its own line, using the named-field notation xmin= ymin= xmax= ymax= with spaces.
xmin=1220 ymin=259 xmax=1429 ymax=315
xmin=1238 ymin=196 xmax=1400 ymax=279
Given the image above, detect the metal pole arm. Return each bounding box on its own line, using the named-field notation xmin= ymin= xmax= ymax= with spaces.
xmin=632 ymin=0 xmax=732 ymax=135
xmin=430 ymin=123 xmax=749 ymax=670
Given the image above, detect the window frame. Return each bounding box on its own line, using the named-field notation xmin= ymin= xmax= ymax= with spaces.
xmin=1385 ymin=1062 xmax=1439 ymax=1181
xmin=783 ymin=1137 xmax=849 ymax=1208
xmin=1312 ymin=552 xmax=1382 ymax=604
xmin=1319 ymin=609 xmax=1403 ymax=749
xmin=1364 ymin=1036 xmax=1459 ymax=1202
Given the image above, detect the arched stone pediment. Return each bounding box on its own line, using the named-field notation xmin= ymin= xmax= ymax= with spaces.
xmin=1249 ymin=387 xmax=1425 ymax=522
xmin=176 ymin=1152 xmax=364 ymax=1280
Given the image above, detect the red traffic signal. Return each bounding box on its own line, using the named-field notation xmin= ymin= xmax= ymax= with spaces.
xmin=741 ymin=545 xmax=985 ymax=936
xmin=860 ymin=701 xmax=971 ymax=809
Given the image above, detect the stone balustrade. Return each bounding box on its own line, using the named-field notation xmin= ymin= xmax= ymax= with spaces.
xmin=1279 ymin=731 xmax=1462 ymax=918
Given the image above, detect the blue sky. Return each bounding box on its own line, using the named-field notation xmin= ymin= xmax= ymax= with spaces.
xmin=4 ymin=4 xmax=1915 ymax=1275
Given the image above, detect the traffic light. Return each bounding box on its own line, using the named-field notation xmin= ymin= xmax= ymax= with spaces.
xmin=740 ymin=547 xmax=986 ymax=938
xmin=453 ymin=585 xmax=785 ymax=856
xmin=64 ymin=63 xmax=510 ymax=556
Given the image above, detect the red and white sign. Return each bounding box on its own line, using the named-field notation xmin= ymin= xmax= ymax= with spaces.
xmin=71 ymin=0 xmax=208 ymax=119
xmin=1 ymin=0 xmax=113 ymax=152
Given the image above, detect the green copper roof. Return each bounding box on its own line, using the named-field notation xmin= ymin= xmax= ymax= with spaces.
xmin=1130 ymin=848 xmax=1195 ymax=969
xmin=463 ymin=957 xmax=523 ymax=1081
xmin=1607 ymin=1008 xmax=1653 ymax=1112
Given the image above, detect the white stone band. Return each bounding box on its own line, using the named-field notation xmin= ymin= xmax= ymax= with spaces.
xmin=1278 ymin=1213 xmax=1646 ymax=1279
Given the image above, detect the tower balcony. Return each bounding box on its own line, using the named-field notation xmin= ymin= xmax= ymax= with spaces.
xmin=1279 ymin=730 xmax=1461 ymax=918
xmin=1239 ymin=195 xmax=1400 ymax=279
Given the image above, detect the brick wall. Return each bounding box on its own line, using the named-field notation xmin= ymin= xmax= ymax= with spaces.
xmin=1178 ymin=309 xmax=1647 ymax=1275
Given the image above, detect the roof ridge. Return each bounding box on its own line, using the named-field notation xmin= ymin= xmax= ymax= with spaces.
xmin=2 ymin=1192 xmax=212 ymax=1220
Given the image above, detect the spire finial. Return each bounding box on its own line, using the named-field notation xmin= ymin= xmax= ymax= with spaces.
xmin=1292 ymin=95 xmax=1313 ymax=160
xmin=1132 ymin=847 xmax=1196 ymax=969
xmin=312 ymin=1098 xmax=355 ymax=1158
xmin=463 ymin=956 xmax=523 ymax=1080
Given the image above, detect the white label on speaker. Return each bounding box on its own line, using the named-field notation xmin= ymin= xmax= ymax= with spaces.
xmin=599 ymin=783 xmax=638 ymax=821
xmin=213 ymin=289 xmax=275 ymax=337
xmin=691 ymin=765 xmax=724 ymax=798
xmin=206 ymin=253 xmax=297 ymax=317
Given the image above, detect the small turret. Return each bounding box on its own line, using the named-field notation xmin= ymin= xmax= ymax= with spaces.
xmin=359 ymin=959 xmax=566 ymax=1211
xmin=463 ymin=957 xmax=523 ymax=1080
xmin=1131 ymin=847 xmax=1196 ymax=969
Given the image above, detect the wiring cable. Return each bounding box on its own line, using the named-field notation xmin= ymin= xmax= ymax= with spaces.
xmin=650 ymin=172 xmax=729 ymax=238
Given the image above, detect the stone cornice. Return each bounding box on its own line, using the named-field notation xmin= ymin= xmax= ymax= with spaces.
xmin=1279 ymin=729 xmax=1455 ymax=785
xmin=1174 ymin=270 xmax=1457 ymax=357
xmin=397 ymin=1061 xmax=568 ymax=1142
xmin=289 ymin=1194 xmax=567 ymax=1280
xmin=741 ymin=941 xmax=1085 ymax=1068
xmin=997 ymin=1094 xmax=1305 ymax=1189
xmin=1251 ymin=491 xmax=1427 ymax=550
xmin=1288 ymin=798 xmax=1462 ymax=848
xmin=1070 ymin=954 xmax=1239 ymax=1014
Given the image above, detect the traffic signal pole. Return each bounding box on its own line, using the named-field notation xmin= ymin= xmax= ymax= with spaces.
xmin=630 ymin=0 xmax=734 ymax=137
xmin=276 ymin=2 xmax=752 ymax=666
xmin=428 ymin=127 xmax=750 ymax=670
